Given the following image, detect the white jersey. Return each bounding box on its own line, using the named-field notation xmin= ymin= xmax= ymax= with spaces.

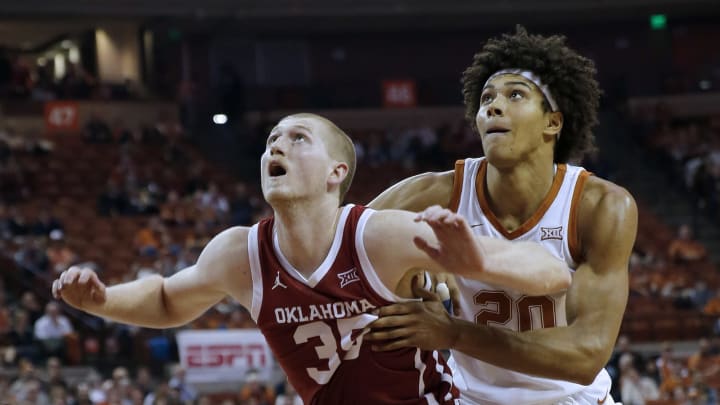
xmin=447 ymin=157 xmax=612 ymax=405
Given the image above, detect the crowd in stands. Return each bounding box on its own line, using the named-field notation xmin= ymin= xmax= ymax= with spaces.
xmin=0 ymin=49 xmax=138 ymax=102
xmin=1 ymin=98 xmax=720 ymax=403
xmin=605 ymin=335 xmax=720 ymax=405
xmin=630 ymin=103 xmax=720 ymax=224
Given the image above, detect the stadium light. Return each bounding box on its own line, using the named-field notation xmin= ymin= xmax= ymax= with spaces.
xmin=213 ymin=114 xmax=228 ymax=125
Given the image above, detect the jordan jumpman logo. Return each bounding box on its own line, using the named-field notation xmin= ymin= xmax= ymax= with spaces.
xmin=272 ymin=272 xmax=287 ymax=290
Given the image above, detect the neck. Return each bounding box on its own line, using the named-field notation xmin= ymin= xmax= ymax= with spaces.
xmin=272 ymin=197 xmax=342 ymax=276
xmin=484 ymin=156 xmax=556 ymax=227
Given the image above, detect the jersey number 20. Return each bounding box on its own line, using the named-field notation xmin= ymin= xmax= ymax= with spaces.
xmin=474 ymin=291 xmax=556 ymax=331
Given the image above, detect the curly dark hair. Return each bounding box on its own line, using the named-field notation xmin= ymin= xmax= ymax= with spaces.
xmin=461 ymin=26 xmax=601 ymax=163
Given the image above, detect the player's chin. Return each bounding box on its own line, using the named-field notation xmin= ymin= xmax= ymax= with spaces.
xmin=263 ymin=188 xmax=291 ymax=203
xmin=483 ymin=148 xmax=521 ymax=168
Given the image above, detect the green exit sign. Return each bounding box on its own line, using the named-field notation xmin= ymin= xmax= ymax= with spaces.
xmin=650 ymin=14 xmax=667 ymax=30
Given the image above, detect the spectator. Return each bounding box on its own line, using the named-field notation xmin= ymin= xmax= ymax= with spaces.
xmin=45 ymin=230 xmax=78 ymax=275
xmin=657 ymin=343 xmax=685 ymax=399
xmin=13 ymin=238 xmax=49 ymax=275
xmin=143 ymin=381 xmax=177 ymax=405
xmin=10 ymin=357 xmax=48 ymax=403
xmin=33 ymin=301 xmax=73 ymax=360
xmin=135 ymin=366 xmax=156 ymax=397
xmin=133 ymin=218 xmax=162 ymax=257
xmin=667 ymin=224 xmax=707 ymax=263
xmin=607 ymin=335 xmax=646 ymax=400
xmin=167 ymin=365 xmax=197 ymax=403
xmin=31 ymin=208 xmax=63 ymax=237
xmin=18 ymin=291 xmax=43 ymax=323
xmin=82 ymin=114 xmax=112 ymax=143
xmin=8 ymin=206 xmax=30 ymax=237
xmin=184 ymin=163 xmax=207 ymax=196
xmin=691 ymin=281 xmax=713 ymax=310
xmin=275 ymin=379 xmax=302 ymax=405
xmin=97 ymin=179 xmax=130 ymax=216
xmin=160 ymin=190 xmax=188 ymax=226
xmin=620 ymin=366 xmax=660 ymax=405
xmin=687 ymin=338 xmax=720 ymax=391
xmin=43 ymin=356 xmax=68 ymax=391
xmin=229 ymin=183 xmax=256 ymax=226
xmin=238 ymin=369 xmax=274 ymax=405
xmin=7 ymin=309 xmax=39 ymax=364
xmin=74 ymin=382 xmax=94 ymax=405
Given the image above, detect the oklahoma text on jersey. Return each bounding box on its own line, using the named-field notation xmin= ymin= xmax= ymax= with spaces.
xmin=274 ymin=299 xmax=376 ymax=324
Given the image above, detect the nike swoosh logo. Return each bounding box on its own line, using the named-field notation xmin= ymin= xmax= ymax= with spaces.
xmin=470 ymin=223 xmax=485 ymax=228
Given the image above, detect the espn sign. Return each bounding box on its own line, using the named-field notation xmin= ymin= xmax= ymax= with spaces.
xmin=177 ymin=329 xmax=275 ymax=383
xmin=186 ymin=343 xmax=268 ymax=368
xmin=44 ymin=101 xmax=80 ymax=133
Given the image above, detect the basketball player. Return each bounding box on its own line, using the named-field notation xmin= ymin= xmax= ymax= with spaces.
xmin=366 ymin=27 xmax=638 ymax=405
xmin=52 ymin=113 xmax=571 ymax=404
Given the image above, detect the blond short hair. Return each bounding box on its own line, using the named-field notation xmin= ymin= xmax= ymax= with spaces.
xmin=284 ymin=113 xmax=356 ymax=202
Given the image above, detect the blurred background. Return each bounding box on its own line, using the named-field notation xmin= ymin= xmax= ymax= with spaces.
xmin=1 ymin=0 xmax=720 ymax=404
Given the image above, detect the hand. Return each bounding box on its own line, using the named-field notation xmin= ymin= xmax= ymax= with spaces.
xmin=365 ymin=275 xmax=459 ymax=351
xmin=52 ymin=266 xmax=107 ymax=309
xmin=430 ymin=272 xmax=461 ymax=316
xmin=414 ymin=205 xmax=485 ymax=278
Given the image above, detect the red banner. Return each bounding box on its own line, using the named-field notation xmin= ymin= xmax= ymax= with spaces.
xmin=44 ymin=101 xmax=79 ymax=133
xmin=382 ymin=80 xmax=417 ymax=108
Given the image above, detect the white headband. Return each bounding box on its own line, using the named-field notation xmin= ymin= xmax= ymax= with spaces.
xmin=485 ymin=69 xmax=559 ymax=112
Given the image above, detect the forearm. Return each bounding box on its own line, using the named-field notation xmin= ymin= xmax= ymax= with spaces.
xmin=82 ymin=275 xmax=176 ymax=328
xmin=450 ymin=319 xmax=602 ymax=384
xmin=481 ymin=240 xmax=571 ymax=295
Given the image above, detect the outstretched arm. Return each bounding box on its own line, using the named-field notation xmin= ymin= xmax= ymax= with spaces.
xmin=368 ymin=181 xmax=637 ymax=384
xmin=53 ymin=227 xmax=252 ymax=329
xmin=368 ymin=171 xmax=454 ymax=211
xmin=365 ymin=206 xmax=571 ymax=296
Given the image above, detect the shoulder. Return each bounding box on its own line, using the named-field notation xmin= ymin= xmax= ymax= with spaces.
xmin=580 ymin=176 xmax=637 ymax=219
xmin=194 ymin=226 xmax=255 ymax=301
xmin=368 ymin=170 xmax=455 ymax=211
xmin=364 ymin=209 xmax=416 ymax=235
xmin=197 ymin=226 xmax=252 ymax=271
xmin=361 ymin=209 xmax=427 ymax=293
xmin=397 ymin=170 xmax=455 ymax=200
xmin=578 ymin=176 xmax=638 ymax=256
xmin=362 ymin=209 xmax=424 ymax=261
xmin=207 ymin=226 xmax=252 ymax=252
xmin=410 ymin=170 xmax=455 ymax=186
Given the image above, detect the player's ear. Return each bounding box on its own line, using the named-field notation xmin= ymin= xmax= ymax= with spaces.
xmin=328 ymin=161 xmax=348 ymax=189
xmin=543 ymin=111 xmax=563 ymax=139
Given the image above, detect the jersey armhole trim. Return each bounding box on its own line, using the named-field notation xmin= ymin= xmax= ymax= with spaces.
xmin=354 ymin=209 xmax=408 ymax=303
xmin=247 ymin=224 xmax=264 ymax=322
xmin=448 ymin=160 xmax=465 ymax=213
xmin=568 ymin=170 xmax=591 ymax=264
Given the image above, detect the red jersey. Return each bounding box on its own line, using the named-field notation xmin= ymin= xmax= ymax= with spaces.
xmin=248 ymin=204 xmax=458 ymax=405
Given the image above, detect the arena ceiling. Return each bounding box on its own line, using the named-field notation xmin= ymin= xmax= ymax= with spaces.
xmin=0 ymin=0 xmax=717 ymax=51
xmin=0 ymin=0 xmax=717 ymax=18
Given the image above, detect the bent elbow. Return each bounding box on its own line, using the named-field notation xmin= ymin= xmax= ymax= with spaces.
xmin=570 ymin=370 xmax=600 ymax=386
xmin=568 ymin=341 xmax=611 ymax=385
xmin=573 ymin=358 xmax=607 ymax=385
xmin=558 ymin=353 xmax=605 ymax=385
